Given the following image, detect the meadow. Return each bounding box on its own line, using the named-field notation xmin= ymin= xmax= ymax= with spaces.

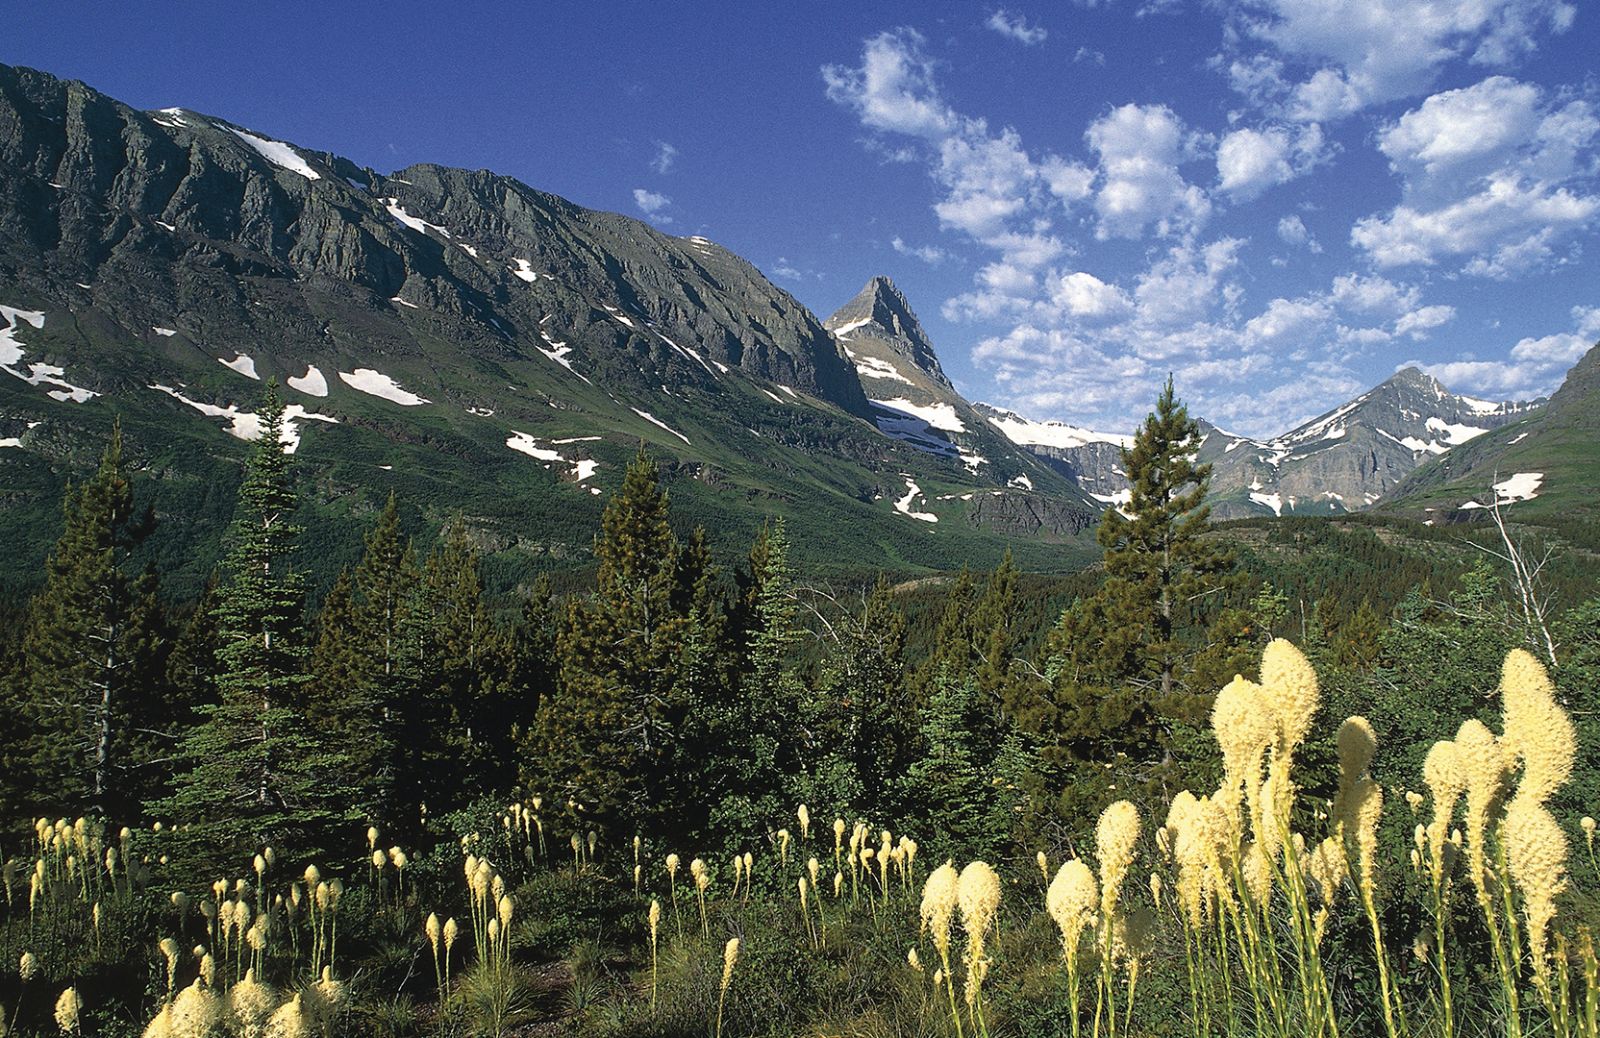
xmin=3 ymin=637 xmax=1596 ymax=1038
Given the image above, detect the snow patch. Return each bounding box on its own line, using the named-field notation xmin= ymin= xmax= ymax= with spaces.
xmin=536 ymin=330 xmax=591 ymax=383
xmin=983 ymin=408 xmax=1131 ymax=449
xmin=1008 ymin=473 xmax=1033 ymax=490
xmin=218 ymin=353 xmax=259 ymax=380
xmin=150 ymin=384 xmax=335 ymax=452
xmin=1424 ymin=416 xmax=1489 ymax=446
xmin=384 ymin=200 xmax=449 ymax=237
xmin=845 ymin=348 xmax=912 ymax=384
xmin=506 ymin=430 xmax=600 ymax=482
xmin=831 ymin=317 xmax=875 ymax=337
xmin=286 ymin=365 xmax=329 ymax=397
xmin=870 ymin=398 xmax=965 ymax=433
xmin=229 ymin=129 xmax=321 ymax=180
xmin=630 ymin=408 xmax=690 ymax=444
xmin=390 ymin=296 xmax=419 ymax=309
xmin=0 ymin=307 xmax=97 ymax=402
xmin=1462 ymin=472 xmax=1544 ymax=508
xmin=338 ymin=369 xmax=429 ymax=406
xmin=152 ymin=327 xmax=177 ymax=337
xmin=510 ymin=259 xmax=539 ymax=283
xmin=1250 ymin=491 xmax=1284 ymax=517
xmin=893 ymin=477 xmax=938 ymax=523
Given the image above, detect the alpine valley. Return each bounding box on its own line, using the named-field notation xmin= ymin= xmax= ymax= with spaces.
xmin=0 ymin=63 xmax=1595 ymax=595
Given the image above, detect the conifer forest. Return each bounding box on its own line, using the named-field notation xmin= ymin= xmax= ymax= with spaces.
xmin=3 ymin=382 xmax=1600 ymax=1038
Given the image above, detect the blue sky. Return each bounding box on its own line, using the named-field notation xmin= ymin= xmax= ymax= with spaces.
xmin=3 ymin=0 xmax=1596 ymax=437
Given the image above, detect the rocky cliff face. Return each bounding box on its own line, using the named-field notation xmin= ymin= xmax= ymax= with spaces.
xmin=0 ymin=63 xmax=1100 ymax=590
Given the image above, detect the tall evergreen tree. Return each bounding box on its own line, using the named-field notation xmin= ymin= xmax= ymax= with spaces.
xmin=533 ymin=448 xmax=688 ymax=832
xmin=154 ymin=387 xmax=349 ymax=865
xmin=17 ymin=424 xmax=160 ymax=818
xmin=309 ymin=494 xmax=418 ymax=818
xmin=1009 ymin=379 xmax=1242 ymax=836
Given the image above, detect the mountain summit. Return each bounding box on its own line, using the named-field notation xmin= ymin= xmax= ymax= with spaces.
xmin=825 ymin=276 xmax=951 ymax=389
xmin=0 ymin=63 xmax=1102 ymax=591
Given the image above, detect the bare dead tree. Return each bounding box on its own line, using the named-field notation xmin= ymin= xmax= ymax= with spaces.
xmin=1465 ymin=474 xmax=1560 ymax=667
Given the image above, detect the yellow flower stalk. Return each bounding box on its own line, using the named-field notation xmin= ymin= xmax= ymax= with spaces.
xmin=1504 ymin=796 xmax=1567 ymax=985
xmin=797 ymin=804 xmax=811 ymax=841
xmin=958 ymin=861 xmax=1001 ymax=1034
xmin=54 ymin=987 xmax=81 ymax=1034
xmin=1500 ymin=648 xmax=1576 ymax=804
xmin=1036 ymin=851 xmax=1049 ymax=886
xmin=691 ymin=858 xmax=710 ymax=936
xmin=921 ymin=862 xmax=964 ymax=1038
xmin=648 ymin=899 xmax=661 ymax=1010
xmin=170 ymin=979 xmax=222 ymax=1038
xmin=715 ymin=937 xmax=740 ymax=1038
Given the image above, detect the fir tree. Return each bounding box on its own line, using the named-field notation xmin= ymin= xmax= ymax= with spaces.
xmin=154 ymin=386 xmax=349 ymax=865
xmin=18 ymin=424 xmax=159 ymax=817
xmin=533 ymin=448 xmax=688 ymax=832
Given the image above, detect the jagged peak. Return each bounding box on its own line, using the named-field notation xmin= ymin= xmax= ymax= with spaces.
xmin=825 ymin=276 xmax=951 ymax=389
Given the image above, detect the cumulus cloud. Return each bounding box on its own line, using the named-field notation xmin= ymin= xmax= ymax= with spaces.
xmin=1086 ymin=104 xmax=1210 ymax=239
xmin=1216 ymin=123 xmax=1326 ymax=199
xmin=1052 ymin=272 xmax=1133 ymax=320
xmin=1226 ymin=0 xmax=1577 ymax=120
xmin=632 ymin=188 xmax=672 ymax=223
xmin=1413 ymin=305 xmax=1600 ymax=397
xmin=823 ymin=29 xmax=956 ymax=139
xmin=1244 ymin=296 xmax=1333 ymax=346
xmin=1393 ymin=304 xmax=1457 ymax=339
xmin=1276 ymin=213 xmax=1322 ymax=251
xmin=1353 ymin=78 xmax=1600 ymax=275
xmin=986 ymin=9 xmax=1047 ymax=44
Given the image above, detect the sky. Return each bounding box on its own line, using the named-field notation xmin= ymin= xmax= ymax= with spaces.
xmin=3 ymin=0 xmax=1597 ymax=437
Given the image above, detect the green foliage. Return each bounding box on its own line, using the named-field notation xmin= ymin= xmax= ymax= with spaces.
xmin=152 ymin=386 xmax=353 ymax=867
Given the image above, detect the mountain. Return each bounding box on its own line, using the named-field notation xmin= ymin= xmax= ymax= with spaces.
xmin=0 ymin=64 xmax=1099 ymax=596
xmin=984 ymin=367 xmax=1542 ymax=518
xmin=821 ymin=277 xmax=1088 ymax=502
xmin=1382 ymin=342 xmax=1600 ymax=525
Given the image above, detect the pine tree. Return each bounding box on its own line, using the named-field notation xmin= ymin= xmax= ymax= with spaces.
xmin=533 ymin=448 xmax=688 ymax=832
xmin=154 ymin=386 xmax=349 ymax=865
xmin=18 ymin=424 xmax=159 ymax=817
xmin=409 ymin=515 xmax=508 ymax=816
xmin=1094 ymin=376 xmax=1236 ymax=709
xmin=1008 ymin=379 xmax=1241 ymax=834
xmin=309 ymin=494 xmax=418 ymax=818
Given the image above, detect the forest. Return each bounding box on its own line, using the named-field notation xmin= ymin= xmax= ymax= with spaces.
xmin=1 ymin=381 xmax=1597 ymax=1038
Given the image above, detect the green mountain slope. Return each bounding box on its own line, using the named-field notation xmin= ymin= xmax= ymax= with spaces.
xmin=0 ymin=64 xmax=1099 ymax=596
xmin=1380 ymin=342 xmax=1600 ymax=533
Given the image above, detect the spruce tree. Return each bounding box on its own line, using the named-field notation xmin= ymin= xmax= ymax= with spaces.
xmin=154 ymin=386 xmax=349 ymax=865
xmin=309 ymin=494 xmax=418 ymax=818
xmin=533 ymin=447 xmax=688 ymax=832
xmin=19 ymin=424 xmax=159 ymax=818
xmin=1094 ymin=376 xmax=1236 ymax=709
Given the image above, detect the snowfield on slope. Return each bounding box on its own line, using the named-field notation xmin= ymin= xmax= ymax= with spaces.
xmin=229 ymin=129 xmax=321 ymax=181
xmin=338 ymin=369 xmax=430 ymax=406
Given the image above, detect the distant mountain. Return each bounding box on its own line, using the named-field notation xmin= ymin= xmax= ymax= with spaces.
xmin=822 ymin=277 xmax=1090 ymax=505
xmin=984 ymin=366 xmax=1542 ymax=518
xmin=1382 ymin=342 xmax=1600 ymax=524
xmin=0 ymin=64 xmax=1099 ymax=594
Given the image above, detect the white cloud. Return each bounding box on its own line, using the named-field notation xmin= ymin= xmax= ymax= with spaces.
xmin=1052 ymin=272 xmax=1133 ymax=320
xmin=1412 ymin=304 xmax=1598 ymax=398
xmin=1276 ymin=213 xmax=1322 ymax=251
xmin=1228 ymin=0 xmax=1577 ymax=120
xmin=892 ymin=237 xmax=948 ymax=264
xmin=1086 ymin=103 xmax=1210 ymax=239
xmin=1393 ymin=304 xmax=1457 ymax=339
xmin=1353 ymin=79 xmax=1600 ymax=275
xmin=1216 ymin=123 xmax=1326 ymax=199
xmin=650 ymin=141 xmax=679 ymax=175
xmin=1132 ymin=238 xmax=1243 ymax=329
xmin=632 ymin=188 xmax=673 ymax=223
xmin=1243 ymin=296 xmax=1333 ymax=346
xmin=1329 ymin=273 xmax=1420 ymax=318
xmin=986 ymin=9 xmax=1047 ymax=44
xmin=823 ymin=29 xmax=957 ymax=139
